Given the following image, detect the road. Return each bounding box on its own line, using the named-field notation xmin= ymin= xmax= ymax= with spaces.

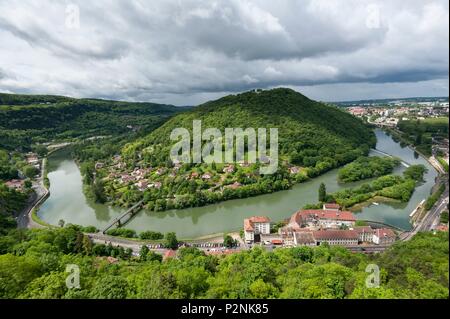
xmin=16 ymin=158 xmax=48 ymax=229
xmin=400 ymin=180 xmax=449 ymax=241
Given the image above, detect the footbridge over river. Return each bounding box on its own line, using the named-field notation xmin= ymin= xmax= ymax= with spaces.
xmin=102 ymin=200 xmax=144 ymax=234
xmin=372 ymin=149 xmax=411 ymax=168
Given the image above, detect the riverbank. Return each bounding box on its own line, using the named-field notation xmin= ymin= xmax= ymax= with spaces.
xmin=36 ymin=129 xmax=438 ymax=238
xmin=383 ymin=127 xmax=444 ymax=173
xmin=348 ymin=196 xmax=401 ymax=212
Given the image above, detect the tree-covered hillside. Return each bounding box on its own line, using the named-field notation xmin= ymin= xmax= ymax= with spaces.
xmin=126 ymin=88 xmax=376 ymax=170
xmin=0 ymin=93 xmax=181 ymax=151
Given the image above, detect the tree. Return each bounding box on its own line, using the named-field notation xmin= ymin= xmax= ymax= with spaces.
xmin=223 ymin=234 xmax=235 ymax=248
xmin=139 ymin=245 xmax=149 ymax=261
xmin=23 ymin=165 xmax=39 ymax=178
xmin=318 ymin=183 xmax=327 ymax=202
xmin=89 ymin=275 xmax=129 ymax=299
xmin=33 ymin=145 xmax=48 ymax=157
xmin=139 ymin=231 xmax=164 ymax=240
xmin=92 ymin=178 xmax=106 ymax=203
xmin=82 ymin=236 xmax=93 ymax=255
xmin=58 ymin=219 xmax=65 ymax=228
xmin=164 ymin=232 xmax=178 ymax=250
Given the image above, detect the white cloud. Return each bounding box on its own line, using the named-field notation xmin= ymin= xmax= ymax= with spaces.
xmin=0 ymin=0 xmax=448 ymax=105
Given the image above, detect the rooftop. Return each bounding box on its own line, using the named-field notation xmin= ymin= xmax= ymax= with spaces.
xmin=313 ymin=229 xmax=359 ymax=240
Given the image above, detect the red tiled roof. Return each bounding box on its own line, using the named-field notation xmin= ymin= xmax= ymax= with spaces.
xmin=271 ymin=239 xmax=283 ymax=244
xmin=249 ymin=216 xmax=271 ymax=223
xmin=163 ymin=250 xmax=177 ymax=260
xmin=291 ymin=209 xmax=356 ymax=225
xmin=376 ymin=228 xmax=396 ymax=238
xmin=244 ymin=219 xmax=254 ymax=232
xmin=313 ymin=230 xmax=359 ymax=240
xmin=353 ymin=226 xmax=375 ymax=234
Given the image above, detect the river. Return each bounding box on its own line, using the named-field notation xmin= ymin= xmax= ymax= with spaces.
xmin=38 ymin=129 xmax=438 ymax=238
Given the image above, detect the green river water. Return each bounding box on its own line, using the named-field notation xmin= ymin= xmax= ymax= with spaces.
xmin=38 ymin=129 xmax=437 ymax=238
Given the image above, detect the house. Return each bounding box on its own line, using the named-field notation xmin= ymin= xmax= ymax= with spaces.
xmin=286 ymin=209 xmax=356 ymax=230
xmin=95 ymin=162 xmax=104 ymax=170
xmin=227 ymin=181 xmax=241 ymax=190
xmin=26 ymin=152 xmax=39 ymax=165
xmin=312 ymin=230 xmax=359 ymax=246
xmin=106 ymin=256 xmax=119 ymax=264
xmin=155 ymin=168 xmax=166 ymax=176
xmin=202 ymin=173 xmax=212 ymax=180
xmin=223 ymin=165 xmax=235 ymax=173
xmin=190 ymin=172 xmax=199 ymax=179
xmin=163 ymin=249 xmax=177 ymax=261
xmin=5 ymin=179 xmax=25 ymax=191
xmin=149 ymin=181 xmax=162 ymax=189
xmin=244 ymin=216 xmax=271 ymax=243
xmin=238 ymin=161 xmax=250 ymax=167
xmin=112 ymin=155 xmax=122 ymax=162
xmin=289 ymin=166 xmax=300 ymax=174
xmin=293 ymin=231 xmax=316 ymax=246
xmin=135 ymin=180 xmax=149 ymax=191
xmin=353 ymin=226 xmax=375 ymax=243
xmin=373 ymin=228 xmax=396 ymax=245
xmin=120 ymin=174 xmax=134 ymax=184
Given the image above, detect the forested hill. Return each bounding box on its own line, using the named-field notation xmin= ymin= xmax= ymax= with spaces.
xmin=0 ymin=93 xmax=181 ymax=150
xmin=125 ymin=88 xmax=376 ymax=172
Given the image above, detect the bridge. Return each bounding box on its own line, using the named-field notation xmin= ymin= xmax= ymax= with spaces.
xmin=371 ymin=148 xmax=411 ymax=168
xmin=102 ymin=200 xmax=144 ymax=234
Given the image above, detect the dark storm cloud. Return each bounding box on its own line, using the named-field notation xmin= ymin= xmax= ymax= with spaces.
xmin=0 ymin=0 xmax=448 ymax=104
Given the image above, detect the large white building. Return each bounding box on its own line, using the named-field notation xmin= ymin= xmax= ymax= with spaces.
xmin=244 ymin=216 xmax=271 ymax=243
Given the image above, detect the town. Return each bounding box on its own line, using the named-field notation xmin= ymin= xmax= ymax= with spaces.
xmin=243 ymin=204 xmax=396 ymax=249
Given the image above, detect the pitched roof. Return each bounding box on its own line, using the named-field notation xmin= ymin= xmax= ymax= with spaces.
xmin=249 ymin=216 xmax=271 ymax=223
xmin=313 ymin=230 xmax=359 ymax=240
xmin=163 ymin=249 xmax=177 ymax=260
xmin=353 ymin=226 xmax=375 ymax=234
xmin=376 ymin=228 xmax=396 ymax=238
xmin=244 ymin=219 xmax=254 ymax=232
xmin=294 ymin=231 xmax=316 ymax=244
xmin=291 ymin=210 xmax=356 ymax=225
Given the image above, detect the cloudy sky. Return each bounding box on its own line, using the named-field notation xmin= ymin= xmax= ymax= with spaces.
xmin=0 ymin=0 xmax=448 ymax=105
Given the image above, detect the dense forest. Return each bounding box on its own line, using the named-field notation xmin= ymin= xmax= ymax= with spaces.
xmin=0 ymin=220 xmax=447 ymax=299
xmin=338 ymin=156 xmax=401 ymax=183
xmin=0 ymin=93 xmax=181 ymax=151
xmin=396 ymin=117 xmax=449 ymax=156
